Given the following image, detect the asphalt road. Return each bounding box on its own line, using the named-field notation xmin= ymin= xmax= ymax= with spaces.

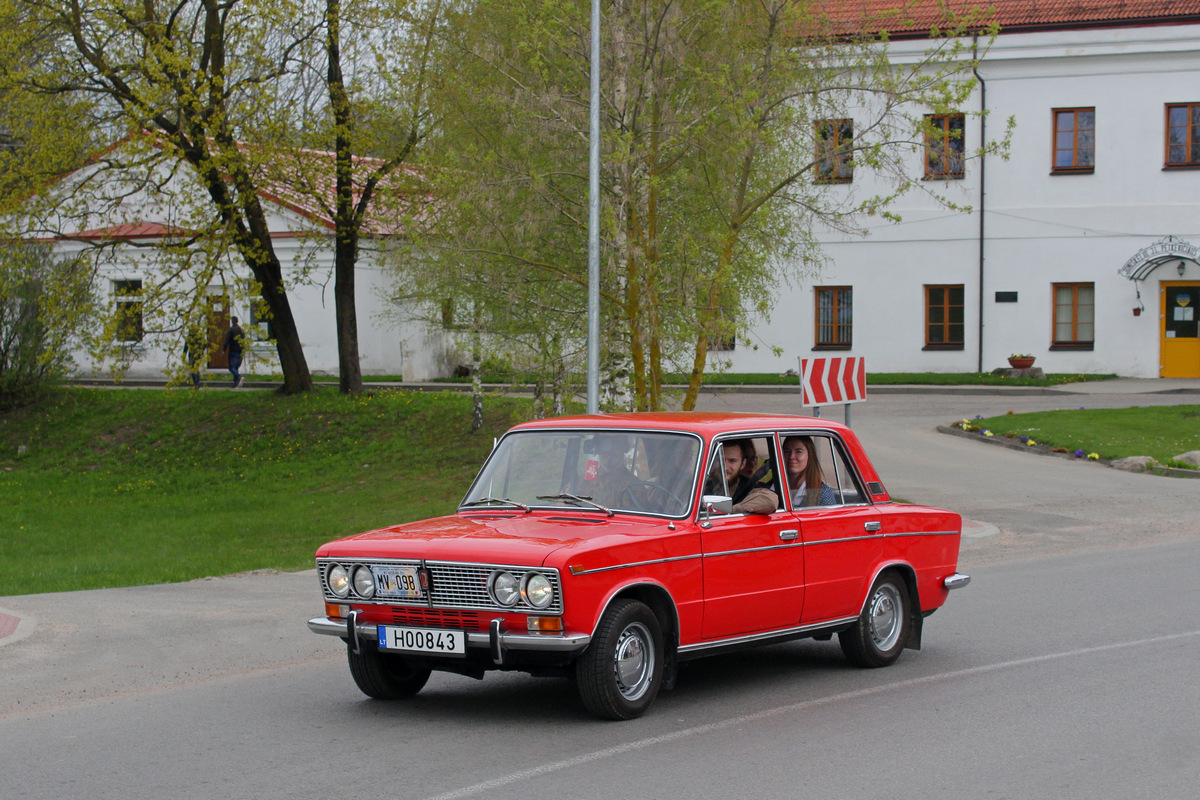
xmin=2 ymin=385 xmax=1198 ymax=799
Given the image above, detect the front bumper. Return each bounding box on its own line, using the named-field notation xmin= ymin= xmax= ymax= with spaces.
xmin=308 ymin=613 xmax=591 ymax=665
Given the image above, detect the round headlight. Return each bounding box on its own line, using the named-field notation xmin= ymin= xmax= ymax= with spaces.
xmin=522 ymin=572 xmax=554 ymax=609
xmin=490 ymin=571 xmax=520 ymax=606
xmin=352 ymin=566 xmax=376 ymax=599
xmin=327 ymin=564 xmax=350 ymax=598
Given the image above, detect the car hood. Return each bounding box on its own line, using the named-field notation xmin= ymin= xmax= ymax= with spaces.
xmin=315 ymin=511 xmax=674 ymax=566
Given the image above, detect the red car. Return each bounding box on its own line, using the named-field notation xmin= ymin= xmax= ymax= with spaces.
xmin=309 ymin=412 xmax=969 ymax=719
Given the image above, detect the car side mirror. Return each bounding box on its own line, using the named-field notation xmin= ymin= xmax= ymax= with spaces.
xmin=701 ymin=495 xmax=733 ymax=517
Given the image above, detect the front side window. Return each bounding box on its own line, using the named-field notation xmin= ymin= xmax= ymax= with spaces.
xmin=1165 ymin=103 xmax=1200 ymax=167
xmin=815 ymin=287 xmax=852 ymax=348
xmin=815 ymin=119 xmax=853 ymax=183
xmin=1053 ymin=108 xmax=1095 ymax=173
xmin=925 ymin=114 xmax=965 ymax=179
xmin=1053 ymin=283 xmax=1095 ymax=347
xmin=701 ymin=436 xmax=784 ymax=514
xmin=462 ymin=430 xmax=702 ymax=518
xmin=925 ymin=284 xmax=964 ymax=348
xmin=113 ymin=279 xmax=144 ymax=343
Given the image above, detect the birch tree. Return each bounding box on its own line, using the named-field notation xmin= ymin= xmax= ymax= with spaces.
xmin=412 ymin=0 xmax=1004 ymax=410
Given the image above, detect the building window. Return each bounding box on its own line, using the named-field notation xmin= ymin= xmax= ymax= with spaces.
xmin=1053 ymin=108 xmax=1095 ymax=173
xmin=814 ymin=287 xmax=852 ymax=348
xmin=113 ymin=279 xmax=144 ymax=343
xmin=1053 ymin=283 xmax=1095 ymax=348
xmin=925 ymin=285 xmax=964 ymax=349
xmin=1165 ymin=103 xmax=1200 ymax=167
xmin=815 ymin=119 xmax=853 ymax=183
xmin=248 ymin=298 xmax=274 ymax=342
xmin=925 ymin=114 xmax=965 ymax=179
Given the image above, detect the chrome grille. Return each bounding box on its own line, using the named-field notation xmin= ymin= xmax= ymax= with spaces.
xmin=316 ymin=558 xmax=563 ymax=614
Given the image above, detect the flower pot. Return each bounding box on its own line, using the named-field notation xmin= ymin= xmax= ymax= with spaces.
xmin=1007 ymin=357 xmax=1035 ymax=369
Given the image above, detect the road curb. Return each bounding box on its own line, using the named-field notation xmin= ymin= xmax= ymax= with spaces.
xmin=0 ymin=607 xmax=35 ymax=647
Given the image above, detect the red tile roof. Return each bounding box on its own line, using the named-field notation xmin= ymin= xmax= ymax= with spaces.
xmin=823 ymin=0 xmax=1200 ymax=36
xmin=252 ymin=146 xmax=428 ymax=237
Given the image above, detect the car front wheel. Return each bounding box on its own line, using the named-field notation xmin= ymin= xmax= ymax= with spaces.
xmin=576 ymin=599 xmax=664 ymax=720
xmin=347 ymin=644 xmax=432 ymax=699
xmin=839 ymin=570 xmax=911 ymax=668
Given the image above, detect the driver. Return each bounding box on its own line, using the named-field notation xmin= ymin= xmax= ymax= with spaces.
xmin=578 ymin=436 xmax=636 ymax=507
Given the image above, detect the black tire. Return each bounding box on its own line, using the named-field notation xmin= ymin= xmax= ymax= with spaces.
xmin=839 ymin=571 xmax=911 ymax=668
xmin=576 ymin=599 xmax=664 ymax=720
xmin=346 ymin=644 xmax=432 ymax=699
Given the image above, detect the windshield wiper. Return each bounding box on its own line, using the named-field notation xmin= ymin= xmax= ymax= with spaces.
xmin=535 ymin=492 xmax=614 ymax=517
xmin=461 ymin=496 xmax=531 ymax=513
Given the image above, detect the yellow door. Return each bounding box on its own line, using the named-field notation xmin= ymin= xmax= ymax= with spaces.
xmin=1161 ymin=282 xmax=1200 ymax=378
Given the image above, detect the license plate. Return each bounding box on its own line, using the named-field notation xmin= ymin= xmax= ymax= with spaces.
xmin=377 ymin=625 xmax=466 ymax=656
xmin=373 ymin=565 xmax=423 ymax=599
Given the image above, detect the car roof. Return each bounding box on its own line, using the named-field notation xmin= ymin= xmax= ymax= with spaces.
xmin=510 ymin=411 xmax=854 ymax=438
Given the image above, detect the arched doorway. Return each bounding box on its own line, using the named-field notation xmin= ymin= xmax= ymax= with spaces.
xmin=1119 ymin=237 xmax=1200 ymax=378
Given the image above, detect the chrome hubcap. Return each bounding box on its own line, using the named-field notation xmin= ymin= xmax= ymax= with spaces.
xmin=868 ymin=584 xmax=902 ymax=651
xmin=613 ymin=622 xmax=654 ymax=700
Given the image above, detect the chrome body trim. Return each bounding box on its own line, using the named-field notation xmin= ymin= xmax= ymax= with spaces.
xmin=943 ymin=572 xmax=972 ymax=590
xmin=569 ymin=553 xmax=702 ymax=576
xmin=307 ymin=616 xmax=591 ymax=654
xmin=570 ymin=530 xmax=960 ymax=576
xmin=677 ymin=616 xmax=859 ymax=656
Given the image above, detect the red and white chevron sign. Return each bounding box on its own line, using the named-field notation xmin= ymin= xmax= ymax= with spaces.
xmin=799 ymin=357 xmax=866 ymax=407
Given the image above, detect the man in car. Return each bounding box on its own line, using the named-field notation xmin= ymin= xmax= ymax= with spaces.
xmin=706 ymin=441 xmax=778 ymax=514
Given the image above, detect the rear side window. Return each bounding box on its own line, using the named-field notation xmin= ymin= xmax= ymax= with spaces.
xmin=778 ymin=433 xmax=867 ymax=510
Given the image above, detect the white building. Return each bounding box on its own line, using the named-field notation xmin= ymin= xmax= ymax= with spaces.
xmin=727 ymin=1 xmax=1200 ymax=379
xmin=40 ymin=146 xmax=452 ymax=383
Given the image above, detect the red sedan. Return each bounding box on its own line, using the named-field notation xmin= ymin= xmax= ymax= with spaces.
xmin=309 ymin=412 xmax=969 ymax=719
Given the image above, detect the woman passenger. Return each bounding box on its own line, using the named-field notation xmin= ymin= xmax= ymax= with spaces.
xmin=781 ymin=435 xmax=836 ymax=508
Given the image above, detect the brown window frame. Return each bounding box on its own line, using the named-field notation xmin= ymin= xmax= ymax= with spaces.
xmin=814 ymin=286 xmax=852 ymax=349
xmin=1052 ymin=107 xmax=1095 ymax=174
xmin=924 ymin=114 xmax=965 ymax=180
xmin=924 ymin=284 xmax=964 ymax=349
xmin=1051 ymin=282 xmax=1095 ymax=350
xmin=113 ymin=279 xmax=145 ymax=343
xmin=815 ymin=119 xmax=854 ymax=183
xmin=1165 ymin=103 xmax=1200 ymax=168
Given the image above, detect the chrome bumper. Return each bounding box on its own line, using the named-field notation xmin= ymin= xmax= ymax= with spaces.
xmin=307 ymin=615 xmax=591 ymax=663
xmin=943 ymin=572 xmax=971 ymax=590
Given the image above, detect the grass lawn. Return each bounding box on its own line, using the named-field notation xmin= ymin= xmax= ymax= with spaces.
xmin=3 ymin=386 xmax=1194 ymax=597
xmin=0 ymin=388 xmax=528 ymax=596
xmin=962 ymin=406 xmax=1200 ymax=468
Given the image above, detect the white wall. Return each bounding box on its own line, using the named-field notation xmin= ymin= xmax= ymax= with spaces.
xmin=727 ymin=23 xmax=1200 ymax=378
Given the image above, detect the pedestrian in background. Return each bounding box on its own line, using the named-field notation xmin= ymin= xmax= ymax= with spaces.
xmin=222 ymin=316 xmax=245 ymax=388
xmin=183 ymin=326 xmax=206 ymax=389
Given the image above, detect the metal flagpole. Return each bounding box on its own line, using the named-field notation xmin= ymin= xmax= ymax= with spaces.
xmin=586 ymin=0 xmax=601 ymax=414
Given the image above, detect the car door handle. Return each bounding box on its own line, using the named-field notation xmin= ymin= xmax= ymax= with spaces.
xmin=779 ymin=529 xmax=799 ymax=541
xmin=864 ymin=521 xmax=882 ymax=532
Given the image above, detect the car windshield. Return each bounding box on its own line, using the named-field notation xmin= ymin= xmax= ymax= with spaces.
xmin=461 ymin=430 xmax=702 ymax=517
